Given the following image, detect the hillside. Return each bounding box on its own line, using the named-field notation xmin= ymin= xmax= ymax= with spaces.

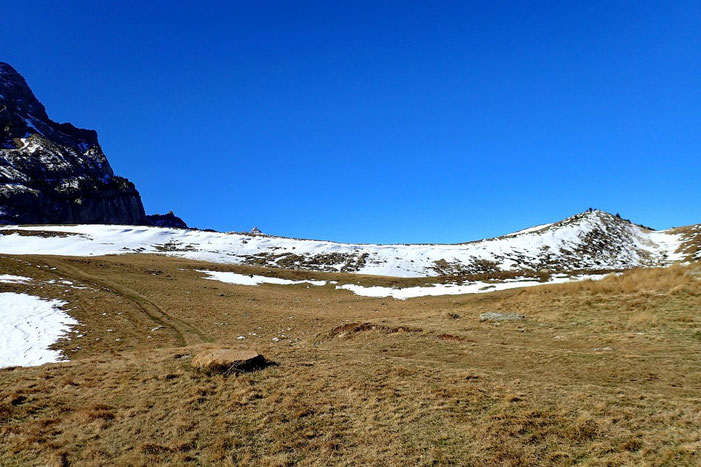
xmin=0 ymin=210 xmax=698 ymax=277
xmin=0 ymin=253 xmax=699 ymax=465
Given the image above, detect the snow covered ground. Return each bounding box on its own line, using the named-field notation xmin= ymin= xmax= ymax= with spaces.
xmin=197 ymin=269 xmax=609 ymax=300
xmin=334 ymin=274 xmax=608 ymax=300
xmin=0 ymin=292 xmax=77 ymax=368
xmin=198 ymin=270 xmax=327 ymax=287
xmin=0 ymin=210 xmax=689 ymax=277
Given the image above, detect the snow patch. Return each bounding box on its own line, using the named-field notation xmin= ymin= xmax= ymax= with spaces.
xmin=0 ymin=292 xmax=78 ymax=368
xmin=198 ymin=270 xmax=327 ymax=287
xmin=0 ymin=274 xmax=32 ymax=284
xmin=646 ymin=229 xmax=684 ymax=261
xmin=506 ymin=223 xmax=554 ymax=236
xmin=335 ymin=273 xmax=608 ymax=300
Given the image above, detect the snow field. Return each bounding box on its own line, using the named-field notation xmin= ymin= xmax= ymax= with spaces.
xmin=0 ymin=210 xmax=686 ymax=278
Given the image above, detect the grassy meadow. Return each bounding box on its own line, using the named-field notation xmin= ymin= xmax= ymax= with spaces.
xmin=0 ymin=254 xmax=699 ymax=465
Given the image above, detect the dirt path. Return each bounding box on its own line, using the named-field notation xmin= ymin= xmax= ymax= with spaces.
xmin=44 ymin=258 xmax=210 ymax=347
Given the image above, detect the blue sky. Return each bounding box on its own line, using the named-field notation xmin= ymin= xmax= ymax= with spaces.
xmin=2 ymin=1 xmax=699 ymax=243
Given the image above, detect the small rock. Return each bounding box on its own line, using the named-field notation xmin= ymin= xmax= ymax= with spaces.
xmin=479 ymin=312 xmax=525 ymax=322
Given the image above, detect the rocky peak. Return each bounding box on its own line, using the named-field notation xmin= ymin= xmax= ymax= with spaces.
xmin=0 ymin=62 xmax=98 ymax=150
xmin=0 ymin=63 xmax=146 ymax=225
xmin=555 ymin=209 xmax=653 ymax=233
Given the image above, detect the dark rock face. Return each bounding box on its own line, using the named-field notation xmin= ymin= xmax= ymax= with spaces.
xmin=0 ymin=62 xmax=146 ymax=225
xmin=145 ymin=211 xmax=188 ymax=229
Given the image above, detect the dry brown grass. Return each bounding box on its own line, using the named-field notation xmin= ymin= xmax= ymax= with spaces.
xmin=0 ymin=254 xmax=699 ymax=465
xmin=563 ymin=264 xmax=700 ymax=294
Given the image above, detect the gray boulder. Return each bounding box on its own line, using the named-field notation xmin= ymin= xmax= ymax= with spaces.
xmin=479 ymin=312 xmax=525 ymax=322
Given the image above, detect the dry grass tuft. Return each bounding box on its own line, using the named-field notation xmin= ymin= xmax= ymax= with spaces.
xmin=75 ymin=403 xmax=115 ymax=423
xmin=326 ymin=322 xmax=423 ymax=339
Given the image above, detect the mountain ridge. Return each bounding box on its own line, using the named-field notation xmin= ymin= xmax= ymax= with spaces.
xmin=0 ymin=209 xmax=698 ymax=278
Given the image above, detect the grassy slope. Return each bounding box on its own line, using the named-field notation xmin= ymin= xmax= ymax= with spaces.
xmin=0 ymin=254 xmax=699 ymax=466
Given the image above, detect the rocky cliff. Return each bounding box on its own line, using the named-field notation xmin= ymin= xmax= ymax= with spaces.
xmin=0 ymin=62 xmax=146 ymax=225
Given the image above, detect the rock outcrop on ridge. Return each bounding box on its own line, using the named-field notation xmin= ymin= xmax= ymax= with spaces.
xmin=0 ymin=62 xmax=146 ymax=225
xmin=145 ymin=211 xmax=188 ymax=229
